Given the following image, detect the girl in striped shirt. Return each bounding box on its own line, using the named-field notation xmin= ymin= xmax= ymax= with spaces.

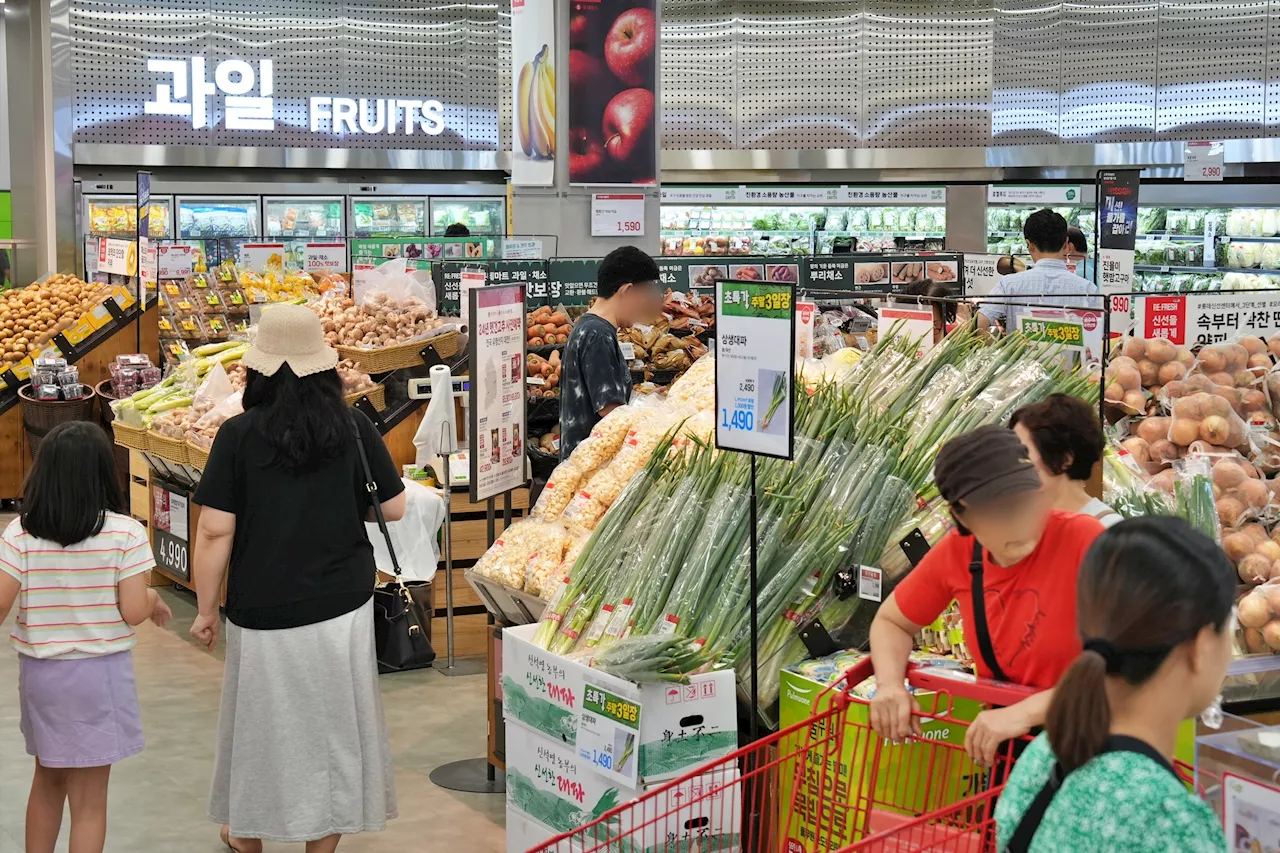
xmin=0 ymin=421 xmax=171 ymax=853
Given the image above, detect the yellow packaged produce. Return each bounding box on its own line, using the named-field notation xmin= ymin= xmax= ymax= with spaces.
xmin=666 ymin=355 xmax=715 ymax=406
xmin=531 ymin=457 xmax=586 ymax=522
xmin=523 ymin=531 xmax=573 ymax=598
xmin=471 ymin=518 xmax=568 ymax=590
xmin=530 ymin=524 xmax=589 ymax=601
xmin=568 ymin=404 xmax=637 ymax=474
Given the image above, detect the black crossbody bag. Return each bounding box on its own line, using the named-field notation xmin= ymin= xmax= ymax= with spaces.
xmin=969 ymin=538 xmax=1011 ymax=682
xmin=353 ymin=414 xmax=436 ymax=673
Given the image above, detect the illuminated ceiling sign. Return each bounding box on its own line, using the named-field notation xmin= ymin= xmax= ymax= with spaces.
xmin=143 ymin=57 xmax=446 ymax=136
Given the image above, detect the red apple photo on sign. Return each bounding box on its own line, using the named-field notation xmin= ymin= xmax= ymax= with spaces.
xmin=567 ymin=0 xmax=658 ymax=186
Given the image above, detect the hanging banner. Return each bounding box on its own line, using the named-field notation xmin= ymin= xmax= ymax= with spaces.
xmin=468 ymin=282 xmax=528 ymax=502
xmin=1136 ymin=292 xmax=1280 ymax=346
xmin=511 ymin=0 xmax=556 ymax=186
xmin=1096 ymin=169 xmax=1140 ymax=338
xmin=714 ymin=280 xmax=795 ymax=459
xmin=567 ymin=0 xmax=658 ymax=186
xmin=136 ymin=171 xmax=152 ymax=302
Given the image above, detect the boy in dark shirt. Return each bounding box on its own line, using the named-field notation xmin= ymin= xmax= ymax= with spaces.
xmin=559 ymin=246 xmax=661 ymax=458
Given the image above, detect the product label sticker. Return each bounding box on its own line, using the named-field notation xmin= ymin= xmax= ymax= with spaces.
xmin=578 ymin=683 xmax=641 ymax=788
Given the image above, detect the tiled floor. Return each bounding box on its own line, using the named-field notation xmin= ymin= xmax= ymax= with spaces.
xmin=0 ymin=584 xmax=505 ymax=852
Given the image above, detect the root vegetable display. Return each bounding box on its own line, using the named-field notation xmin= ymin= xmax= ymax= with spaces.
xmin=311 ymin=294 xmax=444 ymax=349
xmin=527 ymin=351 xmax=561 ymax=398
xmin=0 ymin=274 xmax=109 ymax=366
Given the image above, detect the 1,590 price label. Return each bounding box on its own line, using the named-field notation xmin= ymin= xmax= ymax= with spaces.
xmin=591 ymin=194 xmax=646 ymax=237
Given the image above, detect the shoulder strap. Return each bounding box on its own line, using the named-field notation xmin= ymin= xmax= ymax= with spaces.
xmin=1004 ymin=736 xmax=1177 ymax=853
xmin=968 ymin=537 xmax=1009 ymax=683
xmin=351 ymin=411 xmax=401 ymax=577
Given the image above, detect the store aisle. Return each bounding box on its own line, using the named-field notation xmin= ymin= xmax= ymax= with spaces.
xmin=0 ymin=585 xmax=504 ymax=852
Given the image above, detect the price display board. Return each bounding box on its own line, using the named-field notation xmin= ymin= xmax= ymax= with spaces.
xmin=577 ymin=683 xmax=642 ymax=788
xmin=1183 ymin=141 xmax=1224 ymax=182
xmin=591 ymin=194 xmax=646 ymax=237
xmin=303 ymin=243 xmax=346 ymax=273
xmin=714 ymin=280 xmax=795 ymax=459
xmin=156 ymin=245 xmax=194 ymax=280
xmin=151 ymin=482 xmax=190 ymax=583
xmin=97 ymin=237 xmax=137 ymax=276
xmin=468 ymin=282 xmax=528 ymax=502
xmin=240 ymin=243 xmax=286 ymax=273
xmin=877 ymin=307 xmax=936 ymax=358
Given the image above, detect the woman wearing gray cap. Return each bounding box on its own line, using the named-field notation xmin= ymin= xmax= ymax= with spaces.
xmin=188 ymin=304 xmax=405 ymax=853
xmin=868 ymin=425 xmax=1104 ymax=766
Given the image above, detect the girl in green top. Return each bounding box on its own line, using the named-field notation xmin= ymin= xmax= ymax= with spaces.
xmin=995 ymin=516 xmax=1233 ymax=853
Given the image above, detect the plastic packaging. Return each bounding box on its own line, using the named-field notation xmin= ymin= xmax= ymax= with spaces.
xmin=471 ymin=518 xmax=569 ymax=591
xmin=1237 ymin=580 xmax=1280 ymax=653
xmin=1173 ymin=456 xmax=1223 ymax=544
xmin=531 ymin=457 xmax=587 ymax=522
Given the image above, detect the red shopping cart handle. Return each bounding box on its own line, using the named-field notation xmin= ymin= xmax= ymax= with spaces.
xmin=834 ymin=658 xmax=1042 ymax=709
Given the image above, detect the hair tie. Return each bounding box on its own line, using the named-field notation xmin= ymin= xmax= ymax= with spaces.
xmin=1083 ymin=637 xmax=1124 ymax=674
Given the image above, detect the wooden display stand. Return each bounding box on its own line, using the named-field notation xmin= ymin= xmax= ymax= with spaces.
xmin=0 ymin=304 xmax=158 ymax=499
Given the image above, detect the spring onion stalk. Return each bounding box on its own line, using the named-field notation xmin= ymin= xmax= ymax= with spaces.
xmin=759 ymin=373 xmax=788 ymax=429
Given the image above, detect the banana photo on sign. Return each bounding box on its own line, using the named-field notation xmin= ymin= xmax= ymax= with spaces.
xmin=512 ymin=0 xmax=556 ymax=186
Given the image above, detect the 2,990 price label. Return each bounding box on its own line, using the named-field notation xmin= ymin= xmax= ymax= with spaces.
xmin=1184 ymin=141 xmax=1224 ymax=182
xmin=590 ymin=194 xmax=646 ymax=237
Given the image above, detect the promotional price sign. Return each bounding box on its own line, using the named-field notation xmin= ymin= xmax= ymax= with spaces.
xmin=156 ymin=245 xmax=193 ymax=279
xmin=591 ymin=194 xmax=646 ymax=237
xmin=577 ymin=683 xmax=641 ymax=788
xmin=1096 ymin=169 xmax=1141 ymax=338
xmin=240 ymin=243 xmax=286 ymax=273
xmin=1184 ymin=141 xmax=1224 ymax=182
xmin=303 ymin=243 xmax=346 ymax=273
xmin=1137 ymin=292 xmax=1280 ymax=346
xmin=877 ymin=307 xmax=936 ymax=358
xmin=795 ymin=301 xmax=816 ymax=359
xmin=139 ymin=243 xmax=157 ymax=293
xmin=963 ymin=254 xmax=1002 ymax=297
xmin=715 ymin=280 xmax=795 ymax=459
xmin=468 ymin=282 xmax=528 ymax=502
xmin=151 ymin=482 xmax=190 ymax=583
xmin=97 ymin=238 xmax=137 ymax=276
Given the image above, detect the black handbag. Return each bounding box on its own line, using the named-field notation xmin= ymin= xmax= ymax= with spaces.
xmin=353 ymin=416 xmax=436 ymax=673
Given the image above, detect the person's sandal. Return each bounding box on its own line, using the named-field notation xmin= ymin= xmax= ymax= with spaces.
xmin=220 ymin=825 xmax=262 ymax=853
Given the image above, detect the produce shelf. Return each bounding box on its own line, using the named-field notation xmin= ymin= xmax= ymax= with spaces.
xmin=1218 ymin=235 xmax=1280 ymax=243
xmin=1133 ymin=264 xmax=1280 ymax=275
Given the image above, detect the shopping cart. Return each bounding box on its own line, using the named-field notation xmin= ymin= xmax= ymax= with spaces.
xmin=523 ymin=658 xmax=1041 ymax=853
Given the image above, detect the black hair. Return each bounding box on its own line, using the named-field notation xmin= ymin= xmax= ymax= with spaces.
xmin=899 ymin=278 xmax=957 ymax=323
xmin=1046 ymin=517 xmax=1235 ymax=772
xmin=1023 ymin=208 xmax=1069 ymax=254
xmin=21 ymin=421 xmax=124 ymax=546
xmin=444 ymin=223 xmax=470 ymax=237
xmin=1065 ymin=226 xmax=1088 ymax=254
xmin=243 ymin=364 xmax=351 ymax=472
xmin=1010 ymin=393 xmax=1103 ymax=481
xmin=597 ymin=246 xmax=660 ymax=299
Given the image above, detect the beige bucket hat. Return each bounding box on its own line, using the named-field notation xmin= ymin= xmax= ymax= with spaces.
xmin=241 ymin=303 xmax=338 ymax=378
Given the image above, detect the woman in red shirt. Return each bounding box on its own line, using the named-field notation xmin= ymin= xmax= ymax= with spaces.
xmin=869 ymin=425 xmax=1104 ymax=765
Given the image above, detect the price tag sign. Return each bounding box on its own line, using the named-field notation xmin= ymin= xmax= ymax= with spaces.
xmin=795 ymin=300 xmax=816 ymax=359
xmin=240 ymin=243 xmax=286 ymax=272
xmin=591 ymin=194 xmax=646 ymax=237
xmin=460 ymin=268 xmax=486 ymax=329
xmin=715 ymin=280 xmax=795 ymax=459
xmin=151 ymin=482 xmax=190 ymax=583
xmin=138 ymin=240 xmax=157 ymax=291
xmin=156 ymin=245 xmax=194 ymax=279
xmin=877 ymin=307 xmax=936 ymax=358
xmin=1184 ymin=141 xmax=1224 ymax=182
xmin=304 ymin=243 xmax=346 ymax=273
xmin=97 ymin=237 xmax=137 ymax=276
xmin=1017 ymin=312 xmax=1085 ymax=351
xmin=577 ymin=683 xmax=641 ymax=788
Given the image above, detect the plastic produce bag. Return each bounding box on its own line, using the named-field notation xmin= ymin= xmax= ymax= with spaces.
xmin=532 ymin=458 xmax=587 ymax=522
xmin=471 ymin=518 xmax=568 ymax=590
xmin=1237 ymin=580 xmax=1280 ymax=654
xmin=364 ymin=478 xmax=446 ymax=582
xmin=352 ymin=256 xmax=439 ymax=318
xmin=1173 ymin=456 xmax=1223 ymax=544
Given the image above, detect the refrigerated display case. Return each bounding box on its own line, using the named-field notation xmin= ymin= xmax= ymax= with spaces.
xmin=351 ymin=197 xmax=426 ymax=238
xmin=984 ymin=205 xmax=1095 ymax=258
xmin=264 ymin=196 xmax=346 ymax=270
xmin=84 ymin=195 xmax=173 ymax=239
xmin=176 ymin=196 xmax=261 ymax=270
xmin=659 ymin=188 xmax=947 ymax=256
xmin=1132 ymin=204 xmax=1280 ymax=293
xmin=429 ymin=196 xmax=505 ymax=236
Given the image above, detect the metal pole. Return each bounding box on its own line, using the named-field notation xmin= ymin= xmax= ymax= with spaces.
xmin=749 ymin=453 xmax=759 ymax=743
xmin=1100 ymin=309 xmax=1111 ymax=428
xmin=442 ymin=450 xmax=456 ymax=670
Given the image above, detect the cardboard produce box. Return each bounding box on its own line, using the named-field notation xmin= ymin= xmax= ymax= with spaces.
xmin=505 ymin=728 xmax=741 ymax=853
xmin=502 ymin=624 xmax=737 ymax=784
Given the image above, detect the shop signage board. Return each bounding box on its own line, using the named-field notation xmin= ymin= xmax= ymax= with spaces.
xmin=502 ymin=238 xmax=544 ymax=260
xmin=510 ymin=0 xmax=555 ymax=185
xmin=468 ymin=282 xmax=527 ymax=502
xmin=878 ymin=307 xmax=936 ymax=358
xmin=986 ymin=185 xmax=1081 ymax=204
xmin=1136 ymin=292 xmax=1280 ymax=346
xmin=656 ymin=259 xmax=690 ymax=291
xmin=438 ymin=260 xmax=550 ymax=315
xmin=151 ymin=482 xmax=190 ymax=583
xmin=660 ymin=187 xmax=741 ymax=204
xmin=1096 ymin=169 xmax=1141 ymax=338
xmin=156 ymin=245 xmax=193 ymax=279
xmin=659 ymin=185 xmax=945 ymax=205
xmin=577 ymin=684 xmax=642 ymax=788
xmin=566 ymin=0 xmax=657 ymax=186
xmin=804 ymin=258 xmax=854 ymax=291
xmin=351 ymin=237 xmax=493 ymax=267
xmin=303 ymin=243 xmax=346 ymax=273
xmin=97 ymin=238 xmax=137 ymax=276
xmin=839 ymin=186 xmax=945 ymax=204
xmin=1184 ymin=141 xmax=1225 ymax=182
xmin=240 ymin=243 xmax=285 ymax=273
xmin=590 ymin=194 xmax=646 ymax=237
xmin=547 ymin=259 xmax=601 ymax=307
xmin=796 ymin=301 xmax=816 ymax=359
xmin=714 ymin=280 xmax=795 ymax=459
xmin=963 ymin=253 xmax=1002 ymax=297
xmin=459 ymin=267 xmax=486 ymax=328
xmin=740 ymin=186 xmax=840 ymax=203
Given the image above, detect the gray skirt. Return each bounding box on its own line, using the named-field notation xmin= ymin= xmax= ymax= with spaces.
xmin=209 ymin=599 xmax=397 ymax=842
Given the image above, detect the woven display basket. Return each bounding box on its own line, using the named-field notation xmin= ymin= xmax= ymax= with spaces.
xmin=111 ymin=420 xmax=149 ymax=451
xmin=19 ymin=385 xmax=97 ymax=457
xmin=186 ymin=439 xmax=211 ymax=470
xmin=146 ymin=431 xmax=190 ymax=466
xmin=343 ymin=383 xmax=386 ymax=411
xmin=336 ymin=328 xmax=459 ymax=374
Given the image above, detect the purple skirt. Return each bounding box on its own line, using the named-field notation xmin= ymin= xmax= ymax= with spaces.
xmin=18 ymin=651 xmax=144 ymax=768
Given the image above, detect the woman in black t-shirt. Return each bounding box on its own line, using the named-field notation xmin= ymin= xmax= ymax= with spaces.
xmin=190 ymin=304 xmax=406 ymax=853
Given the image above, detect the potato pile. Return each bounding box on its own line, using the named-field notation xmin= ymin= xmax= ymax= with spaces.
xmin=533 ymin=425 xmax=560 ymax=455
xmin=312 ymin=293 xmax=444 ymax=349
xmin=528 ymin=306 xmax=570 ymax=347
xmin=527 ymin=351 xmax=560 ymax=398
xmin=0 ymin=275 xmax=107 ymax=366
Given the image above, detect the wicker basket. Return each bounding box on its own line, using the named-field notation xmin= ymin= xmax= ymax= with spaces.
xmin=146 ymin=431 xmax=190 ymax=466
xmin=343 ymin=383 xmax=386 ymax=411
xmin=186 ymin=439 xmax=211 ymax=469
xmin=111 ymin=420 xmax=149 ymax=451
xmin=336 ymin=328 xmax=459 ymax=374
xmin=18 ymin=385 xmax=98 ymax=457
